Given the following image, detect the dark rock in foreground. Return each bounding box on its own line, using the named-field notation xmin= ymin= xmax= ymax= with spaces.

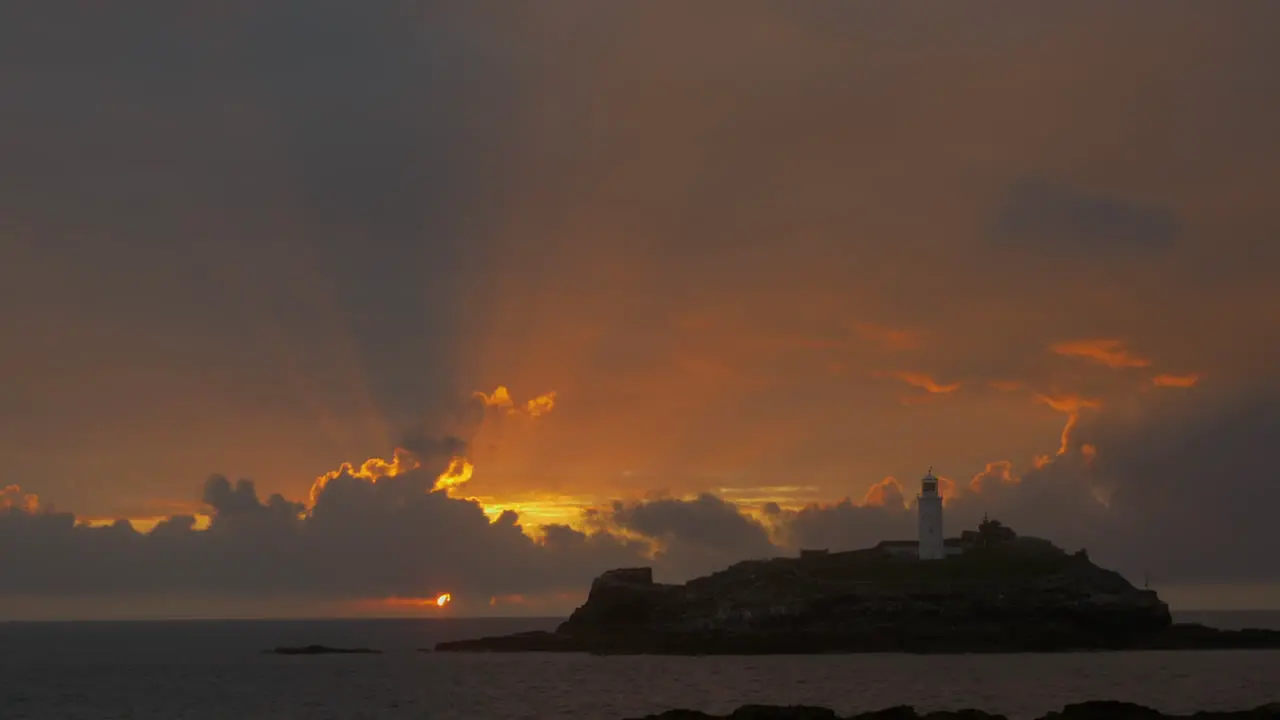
xmin=625 ymin=701 xmax=1280 ymax=719
xmin=436 ymin=532 xmax=1280 ymax=655
xmin=266 ymin=645 xmax=381 ymax=655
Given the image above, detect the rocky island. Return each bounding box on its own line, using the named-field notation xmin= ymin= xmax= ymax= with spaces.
xmin=436 ymin=517 xmax=1280 ymax=655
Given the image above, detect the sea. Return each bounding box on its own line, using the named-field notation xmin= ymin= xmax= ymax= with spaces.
xmin=1 ymin=612 xmax=1278 ymax=720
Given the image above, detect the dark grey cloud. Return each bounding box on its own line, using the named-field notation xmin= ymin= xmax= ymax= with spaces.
xmin=774 ymin=390 xmax=1280 ymax=588
xmin=0 ymin=434 xmax=773 ymax=609
xmin=0 ymin=470 xmax=771 ymax=613
xmin=768 ymin=467 xmax=1103 ymax=562
xmin=397 ymin=433 xmax=471 ymax=464
xmin=992 ymin=178 xmax=1180 ymax=259
xmin=1070 ymin=390 xmax=1280 ymax=584
xmin=774 ymin=499 xmax=915 ymax=552
xmin=0 ymin=460 xmax=643 ymax=607
xmin=610 ymin=493 xmax=780 ymax=579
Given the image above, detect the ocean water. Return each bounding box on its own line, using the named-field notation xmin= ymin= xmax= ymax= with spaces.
xmin=1 ymin=612 xmax=1278 ymax=720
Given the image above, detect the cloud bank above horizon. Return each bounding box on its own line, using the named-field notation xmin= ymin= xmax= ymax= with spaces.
xmin=4 ymin=382 xmax=1278 ymax=618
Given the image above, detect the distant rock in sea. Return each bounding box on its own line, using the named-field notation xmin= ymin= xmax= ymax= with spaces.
xmin=436 ymin=524 xmax=1280 ymax=655
xmin=265 ymin=645 xmax=381 ymax=655
xmin=625 ymin=700 xmax=1280 ymax=719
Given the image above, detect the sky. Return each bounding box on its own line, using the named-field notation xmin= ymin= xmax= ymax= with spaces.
xmin=2 ymin=2 xmax=1279 ymax=619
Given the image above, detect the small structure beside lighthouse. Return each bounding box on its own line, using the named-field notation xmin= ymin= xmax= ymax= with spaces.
xmin=917 ymin=467 xmax=945 ymax=560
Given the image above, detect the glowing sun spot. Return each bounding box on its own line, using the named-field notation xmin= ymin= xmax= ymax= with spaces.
xmin=435 ymin=593 xmax=452 ymax=607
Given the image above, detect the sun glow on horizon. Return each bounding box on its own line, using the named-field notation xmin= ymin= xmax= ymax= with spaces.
xmin=435 ymin=592 xmax=452 ymax=607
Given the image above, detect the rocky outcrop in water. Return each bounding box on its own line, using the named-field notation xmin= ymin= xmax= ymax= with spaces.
xmin=624 ymin=701 xmax=1280 ymax=719
xmin=436 ymin=530 xmax=1280 ymax=655
xmin=265 ymin=645 xmax=381 ymax=655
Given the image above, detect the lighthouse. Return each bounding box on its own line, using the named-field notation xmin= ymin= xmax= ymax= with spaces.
xmin=917 ymin=468 xmax=945 ymax=560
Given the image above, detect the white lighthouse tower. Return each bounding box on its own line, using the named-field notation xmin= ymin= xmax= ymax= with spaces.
xmin=917 ymin=467 xmax=945 ymax=560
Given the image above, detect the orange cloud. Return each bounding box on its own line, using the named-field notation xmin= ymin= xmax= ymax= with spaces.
xmin=1050 ymin=339 xmax=1152 ymax=369
xmin=1034 ymin=394 xmax=1103 ymax=455
xmin=433 ymin=457 xmax=475 ymax=493
xmin=936 ymin=475 xmax=958 ymax=503
xmin=968 ymin=460 xmax=1020 ymax=493
xmin=307 ymin=451 xmax=476 ymax=508
xmin=889 ymin=371 xmax=960 ymax=394
xmin=475 ymin=385 xmax=515 ymax=409
xmin=303 ymin=384 xmax=554 ymax=512
xmin=1056 ymin=414 xmax=1081 ymax=456
xmin=308 ymin=450 xmax=420 ymax=507
xmin=1153 ymin=373 xmax=1200 ymax=388
xmin=0 ymin=484 xmax=39 ymax=513
xmin=524 ymin=391 xmax=558 ymax=417
xmin=1034 ymin=393 xmax=1103 ymax=415
xmin=853 ymin=322 xmax=920 ymax=351
xmin=861 ymin=476 xmax=905 ymax=507
xmin=474 ymin=386 xmax=558 ymax=418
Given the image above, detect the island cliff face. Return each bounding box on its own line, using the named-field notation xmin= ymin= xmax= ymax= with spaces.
xmin=437 ymin=536 xmax=1280 ymax=655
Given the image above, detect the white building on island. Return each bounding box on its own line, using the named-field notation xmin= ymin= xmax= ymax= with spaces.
xmin=916 ymin=468 xmax=945 ymax=560
xmin=873 ymin=468 xmax=964 ymax=560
